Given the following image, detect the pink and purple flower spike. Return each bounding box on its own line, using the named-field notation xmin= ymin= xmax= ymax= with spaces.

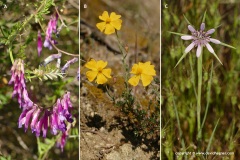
xmin=181 ymin=23 xmax=221 ymax=57
xmin=44 ymin=13 xmax=58 ymax=50
xmin=9 ymin=59 xmax=33 ymax=109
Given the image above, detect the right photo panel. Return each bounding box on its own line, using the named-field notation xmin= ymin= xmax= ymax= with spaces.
xmin=162 ymin=0 xmax=240 ymax=159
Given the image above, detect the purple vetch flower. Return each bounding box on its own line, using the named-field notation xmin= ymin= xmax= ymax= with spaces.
xmin=181 ymin=23 xmax=221 ymax=57
xmin=35 ymin=110 xmax=50 ymax=137
xmin=61 ymin=92 xmax=73 ymax=123
xmin=61 ymin=58 xmax=78 ymax=73
xmin=44 ymin=13 xmax=58 ymax=50
xmin=30 ymin=107 xmax=41 ymax=132
xmin=9 ymin=59 xmax=33 ymax=108
xmin=56 ymin=129 xmax=68 ymax=152
xmin=41 ymin=53 xmax=62 ymax=66
xmin=50 ymin=92 xmax=73 ymax=135
xmin=37 ymin=30 xmax=42 ymax=56
xmin=18 ymin=105 xmax=37 ymax=132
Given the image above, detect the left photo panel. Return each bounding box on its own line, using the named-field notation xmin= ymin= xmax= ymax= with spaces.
xmin=0 ymin=1 xmax=79 ymax=159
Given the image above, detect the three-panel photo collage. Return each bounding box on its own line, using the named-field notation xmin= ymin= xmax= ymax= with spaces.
xmin=0 ymin=0 xmax=239 ymax=159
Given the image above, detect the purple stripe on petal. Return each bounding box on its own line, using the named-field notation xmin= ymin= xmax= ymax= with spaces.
xmin=185 ymin=42 xmax=195 ymax=53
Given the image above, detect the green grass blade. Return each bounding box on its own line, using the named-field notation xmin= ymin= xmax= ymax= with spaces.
xmin=168 ymin=31 xmax=186 ymax=36
xmin=175 ymin=51 xmax=189 ymax=68
xmin=206 ymin=118 xmax=220 ymax=154
xmin=219 ymin=42 xmax=236 ymax=49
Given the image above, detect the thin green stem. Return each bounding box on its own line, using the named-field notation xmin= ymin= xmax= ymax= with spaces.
xmin=115 ymin=31 xmax=130 ymax=89
xmin=8 ymin=46 xmax=14 ymax=64
xmin=189 ymin=54 xmax=197 ymax=100
xmin=199 ymin=61 xmax=213 ymax=136
xmin=197 ymin=53 xmax=202 ymax=142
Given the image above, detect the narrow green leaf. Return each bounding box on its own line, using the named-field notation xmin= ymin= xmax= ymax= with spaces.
xmin=168 ymin=31 xmax=186 ymax=36
xmin=175 ymin=51 xmax=189 ymax=68
xmin=219 ymin=42 xmax=236 ymax=49
xmin=206 ymin=118 xmax=220 ymax=153
xmin=211 ymin=52 xmax=223 ymax=65
xmin=202 ymin=10 xmax=207 ymax=23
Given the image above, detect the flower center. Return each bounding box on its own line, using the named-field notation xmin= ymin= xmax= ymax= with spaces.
xmin=136 ymin=67 xmax=143 ymax=75
xmin=106 ymin=18 xmax=111 ymax=24
xmin=192 ymin=30 xmax=210 ymax=46
xmin=97 ymin=67 xmax=103 ymax=73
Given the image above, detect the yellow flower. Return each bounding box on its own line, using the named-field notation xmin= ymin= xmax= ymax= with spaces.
xmin=85 ymin=59 xmax=112 ymax=84
xmin=96 ymin=11 xmax=122 ymax=35
xmin=128 ymin=61 xmax=156 ymax=87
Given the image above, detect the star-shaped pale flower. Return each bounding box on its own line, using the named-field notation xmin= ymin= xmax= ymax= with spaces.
xmin=181 ymin=23 xmax=221 ymax=57
xmin=85 ymin=59 xmax=112 ymax=84
xmin=96 ymin=11 xmax=122 ymax=35
xmin=128 ymin=61 xmax=156 ymax=87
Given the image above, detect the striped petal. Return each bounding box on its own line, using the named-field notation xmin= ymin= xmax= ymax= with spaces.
xmin=200 ymin=23 xmax=205 ymax=31
xmin=210 ymin=38 xmax=221 ymax=44
xmin=188 ymin=25 xmax=196 ymax=32
xmin=206 ymin=43 xmax=214 ymax=53
xmin=181 ymin=35 xmax=193 ymax=40
xmin=206 ymin=29 xmax=215 ymax=35
xmin=185 ymin=42 xmax=195 ymax=53
xmin=196 ymin=45 xmax=202 ymax=57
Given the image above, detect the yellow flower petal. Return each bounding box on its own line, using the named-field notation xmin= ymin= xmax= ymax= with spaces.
xmin=96 ymin=73 xmax=108 ymax=84
xmin=99 ymin=11 xmax=109 ymax=21
xmin=97 ymin=60 xmax=107 ymax=69
xmin=141 ymin=74 xmax=153 ymax=86
xmin=110 ymin=19 xmax=122 ymax=30
xmin=96 ymin=22 xmax=106 ymax=32
xmin=110 ymin=12 xmax=121 ymax=21
xmin=142 ymin=62 xmax=156 ymax=76
xmin=86 ymin=71 xmax=98 ymax=82
xmin=130 ymin=64 xmax=139 ymax=74
xmin=104 ymin=24 xmax=115 ymax=34
xmin=128 ymin=75 xmax=140 ymax=86
xmin=85 ymin=59 xmax=97 ymax=70
xmin=102 ymin=68 xmax=112 ymax=78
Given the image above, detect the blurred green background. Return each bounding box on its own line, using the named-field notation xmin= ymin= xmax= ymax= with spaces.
xmin=162 ymin=0 xmax=240 ymax=159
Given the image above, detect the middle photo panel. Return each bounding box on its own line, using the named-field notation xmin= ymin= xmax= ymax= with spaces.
xmin=80 ymin=0 xmax=160 ymax=159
